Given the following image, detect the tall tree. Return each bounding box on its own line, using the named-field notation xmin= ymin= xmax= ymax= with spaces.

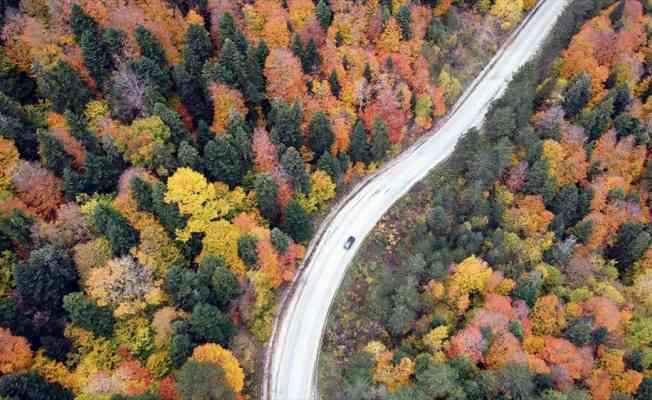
xmin=308 ymin=112 xmax=334 ymax=157
xmin=371 ymin=118 xmax=389 ymax=161
xmin=349 ymin=120 xmax=371 ymax=163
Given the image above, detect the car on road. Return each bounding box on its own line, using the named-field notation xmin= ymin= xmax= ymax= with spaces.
xmin=344 ymin=236 xmax=355 ymax=250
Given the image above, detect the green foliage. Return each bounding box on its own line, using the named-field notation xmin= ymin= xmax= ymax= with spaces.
xmin=0 ymin=372 xmax=73 ymax=400
xmin=349 ymin=120 xmax=371 ymax=164
xmin=63 ymin=292 xmax=114 ymax=337
xmin=205 ymin=256 xmax=242 ymax=309
xmin=281 ymin=147 xmax=310 ymax=193
xmin=328 ymin=70 xmax=341 ymax=98
xmin=396 ymin=4 xmax=412 ymax=40
xmin=371 ymin=118 xmax=389 ymax=161
xmin=183 ymin=24 xmax=214 ymax=77
xmin=135 ymin=25 xmax=168 ymax=67
xmin=90 ymin=205 xmax=139 ymax=256
xmin=37 ymin=60 xmax=92 ymax=114
xmin=37 ymin=130 xmax=71 ymax=175
xmin=237 ymin=234 xmax=258 ymax=267
xmin=254 ymin=173 xmax=279 ymax=223
xmin=308 ymin=112 xmax=334 ymax=157
xmin=562 ymin=73 xmax=591 ymax=118
xmin=14 ymin=245 xmax=78 ymax=312
xmin=271 ymin=228 xmax=290 ymax=253
xmin=189 ymin=303 xmax=235 ymax=345
xmin=282 ymin=199 xmax=313 ymax=243
xmin=175 ymin=361 xmax=236 ymax=400
xmin=316 ymin=0 xmax=333 ymax=28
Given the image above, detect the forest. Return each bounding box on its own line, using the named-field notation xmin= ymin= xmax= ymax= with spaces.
xmin=0 ymin=0 xmax=542 ymax=398
xmin=321 ymin=0 xmax=652 ymax=399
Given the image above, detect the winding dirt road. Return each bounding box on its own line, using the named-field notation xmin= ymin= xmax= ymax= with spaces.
xmin=263 ymin=1 xmax=571 ymax=398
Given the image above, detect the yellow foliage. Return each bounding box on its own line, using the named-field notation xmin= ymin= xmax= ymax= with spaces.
xmin=192 ymin=343 xmax=245 ymax=393
xmin=364 ymin=341 xmax=388 ymax=359
xmin=372 ymin=351 xmax=414 ymax=393
xmin=199 ymin=219 xmax=245 ymax=277
xmin=447 ymin=256 xmax=493 ymax=304
xmin=165 ymin=168 xmax=232 ymax=241
xmin=423 ymin=325 xmax=449 ymax=352
xmin=146 ymin=350 xmax=171 ymax=378
xmin=531 ymin=295 xmax=566 ymax=336
xmin=377 ymin=18 xmax=402 ymax=53
xmin=31 ymin=351 xmax=77 ymax=391
xmin=132 ymin=215 xmax=184 ymax=276
xmin=0 ymin=138 xmax=19 ymax=193
xmin=84 ymin=101 xmax=110 ymax=134
xmin=288 ymin=0 xmax=315 ymax=31
xmin=490 ymin=0 xmax=524 ymax=30
xmin=523 ymin=335 xmax=546 ymax=355
xmin=297 ymin=170 xmax=336 ymax=214
xmin=185 ymin=9 xmax=205 ymax=26
xmin=248 ymin=270 xmax=276 ymax=341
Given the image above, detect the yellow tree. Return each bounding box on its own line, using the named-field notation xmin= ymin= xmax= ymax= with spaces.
xmin=491 ymin=0 xmax=524 ymax=30
xmin=530 ymin=294 xmax=567 ymax=336
xmin=447 ymin=256 xmax=493 ymax=309
xmin=191 ymin=343 xmax=245 ymax=393
xmin=297 ymin=170 xmax=336 ymax=213
xmin=200 ymin=219 xmax=246 ymax=277
xmin=164 ymin=168 xmax=231 ymax=241
xmin=377 ymin=18 xmax=401 ymax=53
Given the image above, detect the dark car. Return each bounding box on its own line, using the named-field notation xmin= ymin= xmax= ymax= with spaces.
xmin=344 ymin=236 xmax=356 ymax=250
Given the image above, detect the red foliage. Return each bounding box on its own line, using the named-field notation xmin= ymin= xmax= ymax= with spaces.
xmin=10 ymin=161 xmax=64 ymax=221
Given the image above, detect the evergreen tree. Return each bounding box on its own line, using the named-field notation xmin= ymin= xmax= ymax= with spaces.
xmin=363 ymin=62 xmax=373 ymax=82
xmin=304 ymin=38 xmax=321 ymax=73
xmin=90 ymin=205 xmax=139 ymax=256
xmin=177 ymin=141 xmax=203 ymax=171
xmin=308 ymin=111 xmax=334 ymax=157
xmin=269 ymin=100 xmax=303 ymax=149
xmin=316 ymin=0 xmax=333 ymax=29
xmin=63 ymin=292 xmax=114 ymax=337
xmin=70 ymin=4 xmax=99 ymax=42
xmin=582 ymin=96 xmax=613 ymax=140
xmin=291 ymin=34 xmax=305 ymax=67
xmin=271 ymin=228 xmax=290 ymax=252
xmin=610 ymin=0 xmax=625 ymax=29
xmin=37 ymin=60 xmax=92 ymax=114
xmin=173 ymin=64 xmax=212 ymax=123
xmin=371 ymin=118 xmax=389 ymax=161
xmin=562 ymin=73 xmax=591 ymax=118
xmin=218 ymin=12 xmax=248 ymax=53
xmin=81 ymin=30 xmax=113 ymax=87
xmin=254 ymin=174 xmax=280 ymax=223
xmin=328 ymin=70 xmax=341 ymax=98
xmin=0 ymin=372 xmax=74 ymax=400
xmin=135 ymin=25 xmax=167 ymax=66
xmin=281 ymin=147 xmax=310 ymax=193
xmin=350 ymin=120 xmax=371 ymax=163
xmin=153 ymin=103 xmax=188 ymax=144
xmin=189 ymin=303 xmax=235 ymax=345
xmin=317 ymin=152 xmax=341 ymax=180
xmin=129 ymin=57 xmax=173 ymax=97
xmin=37 ymin=131 xmax=71 ymax=175
xmin=283 ymin=199 xmax=313 ymax=243
xmin=396 ymin=4 xmax=412 ymax=40
xmin=130 ymin=176 xmax=154 ymax=212
xmin=238 ymin=235 xmax=258 ymax=267
xmin=182 ymin=24 xmax=214 ymax=77
xmin=206 ymin=256 xmax=242 ymax=309
xmin=14 ymin=245 xmax=78 ymax=313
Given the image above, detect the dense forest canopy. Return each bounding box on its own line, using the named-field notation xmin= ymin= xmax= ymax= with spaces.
xmin=321 ymin=1 xmax=652 ymax=400
xmin=0 ymin=0 xmax=545 ymax=398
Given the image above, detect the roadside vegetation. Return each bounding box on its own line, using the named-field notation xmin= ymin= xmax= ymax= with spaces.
xmin=0 ymin=0 xmax=542 ymax=398
xmin=320 ymin=1 xmax=652 ymax=399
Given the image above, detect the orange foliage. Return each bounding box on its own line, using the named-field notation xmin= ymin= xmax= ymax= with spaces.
xmin=264 ymin=49 xmax=306 ymax=103
xmin=10 ymin=161 xmax=64 ymax=220
xmin=191 ymin=343 xmax=245 ymax=393
xmin=253 ymin=127 xmax=278 ymax=173
xmin=210 ymin=84 xmax=247 ymax=135
xmin=484 ymin=333 xmax=525 ymax=369
xmin=539 ymin=337 xmax=592 ymax=380
xmin=0 ymin=328 xmax=32 ymax=374
xmin=502 ymin=195 xmax=554 ymax=236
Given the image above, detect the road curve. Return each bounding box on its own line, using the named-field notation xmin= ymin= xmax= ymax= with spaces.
xmin=263 ymin=1 xmax=571 ymax=398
